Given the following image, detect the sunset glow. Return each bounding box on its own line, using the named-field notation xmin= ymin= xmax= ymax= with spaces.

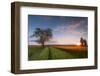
xmin=76 ymin=43 xmax=81 ymax=46
xmin=28 ymin=15 xmax=88 ymax=45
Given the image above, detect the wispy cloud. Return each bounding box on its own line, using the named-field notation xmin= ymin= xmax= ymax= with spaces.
xmin=46 ymin=37 xmax=80 ymax=45
xmin=53 ymin=20 xmax=87 ymax=36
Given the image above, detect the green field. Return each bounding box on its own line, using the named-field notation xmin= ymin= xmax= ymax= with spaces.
xmin=28 ymin=45 xmax=88 ymax=60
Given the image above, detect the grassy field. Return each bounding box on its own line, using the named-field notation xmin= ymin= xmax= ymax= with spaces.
xmin=28 ymin=45 xmax=88 ymax=60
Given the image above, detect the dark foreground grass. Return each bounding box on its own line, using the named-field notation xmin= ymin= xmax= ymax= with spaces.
xmin=28 ymin=46 xmax=88 ymax=60
xmin=55 ymin=47 xmax=88 ymax=58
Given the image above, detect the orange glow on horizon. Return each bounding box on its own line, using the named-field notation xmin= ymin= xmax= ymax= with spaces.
xmin=76 ymin=43 xmax=81 ymax=46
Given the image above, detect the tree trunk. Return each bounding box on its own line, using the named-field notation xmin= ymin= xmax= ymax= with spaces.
xmin=42 ymin=42 xmax=45 ymax=48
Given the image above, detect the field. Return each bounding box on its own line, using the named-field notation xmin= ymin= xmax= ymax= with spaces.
xmin=28 ymin=45 xmax=88 ymax=60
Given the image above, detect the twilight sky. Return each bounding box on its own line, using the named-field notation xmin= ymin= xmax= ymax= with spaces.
xmin=28 ymin=15 xmax=88 ymax=45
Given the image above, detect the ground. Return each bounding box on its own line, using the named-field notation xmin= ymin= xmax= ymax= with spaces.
xmin=28 ymin=45 xmax=88 ymax=61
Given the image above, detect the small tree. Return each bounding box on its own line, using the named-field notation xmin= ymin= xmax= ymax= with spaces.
xmin=32 ymin=28 xmax=53 ymax=47
xmin=83 ymin=39 xmax=87 ymax=47
xmin=80 ymin=37 xmax=87 ymax=47
xmin=80 ymin=37 xmax=84 ymax=46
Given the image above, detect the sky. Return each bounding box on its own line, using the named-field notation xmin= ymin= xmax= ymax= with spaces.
xmin=28 ymin=15 xmax=88 ymax=45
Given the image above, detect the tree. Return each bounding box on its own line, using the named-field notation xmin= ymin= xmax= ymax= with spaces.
xmin=80 ymin=37 xmax=87 ymax=47
xmin=32 ymin=28 xmax=53 ymax=47
xmin=80 ymin=37 xmax=84 ymax=46
xmin=83 ymin=39 xmax=87 ymax=47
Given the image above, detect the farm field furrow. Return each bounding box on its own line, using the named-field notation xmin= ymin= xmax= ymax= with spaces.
xmin=28 ymin=45 xmax=88 ymax=60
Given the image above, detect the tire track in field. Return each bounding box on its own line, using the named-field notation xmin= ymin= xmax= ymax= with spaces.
xmin=30 ymin=47 xmax=49 ymax=60
xmin=48 ymin=47 xmax=74 ymax=59
xmin=47 ymin=47 xmax=52 ymax=60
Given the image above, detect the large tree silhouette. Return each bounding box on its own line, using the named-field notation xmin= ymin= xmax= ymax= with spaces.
xmin=32 ymin=28 xmax=53 ymax=47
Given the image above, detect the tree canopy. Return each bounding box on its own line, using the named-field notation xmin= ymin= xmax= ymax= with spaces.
xmin=32 ymin=28 xmax=53 ymax=47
